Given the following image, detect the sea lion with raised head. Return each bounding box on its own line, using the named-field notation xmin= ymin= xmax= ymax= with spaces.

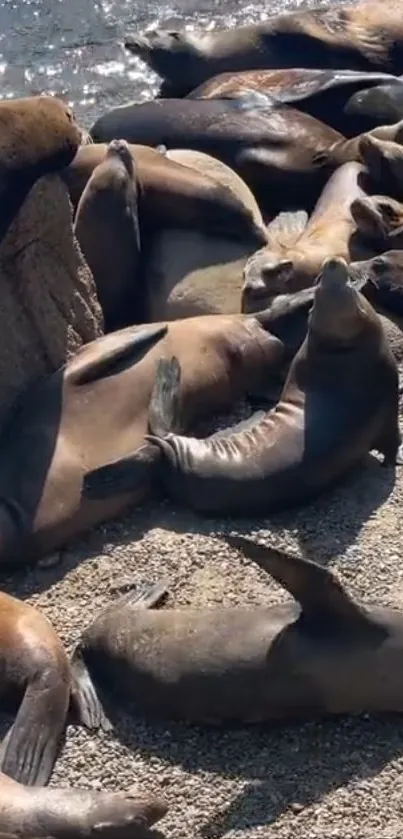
xmin=89 ymin=93 xmax=342 ymax=214
xmin=312 ymin=119 xmax=403 ymax=169
xmin=358 ymin=134 xmax=403 ymax=200
xmin=0 ymin=591 xmax=105 ymax=787
xmin=73 ymin=139 xmax=142 ymax=333
xmin=143 ymin=148 xmax=267 ymax=320
xmin=0 ymin=314 xmax=285 ymax=566
xmin=124 ymin=2 xmax=403 ymax=98
xmin=0 ymin=95 xmax=82 ymax=243
xmin=137 ymin=257 xmax=401 ymax=516
xmin=188 ymin=68 xmax=399 ymax=136
xmin=70 ymin=533 xmax=403 ymax=726
xmin=242 ymin=161 xmax=375 ymax=312
xmin=0 ymin=771 xmax=166 ymax=838
xmin=350 ymin=193 xmax=403 ymax=249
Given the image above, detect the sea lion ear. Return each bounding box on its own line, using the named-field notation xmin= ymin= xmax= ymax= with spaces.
xmin=223 ymin=535 xmax=368 ymax=627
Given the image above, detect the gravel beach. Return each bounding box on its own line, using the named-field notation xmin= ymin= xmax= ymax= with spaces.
xmin=1 ymin=391 xmax=403 ymax=839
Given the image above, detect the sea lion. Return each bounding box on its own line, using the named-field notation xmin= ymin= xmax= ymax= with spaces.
xmin=73 ymin=139 xmax=142 ymax=333
xmin=358 ymin=134 xmax=403 ymax=200
xmin=70 ymin=533 xmax=403 ymax=726
xmin=143 ymin=148 xmax=266 ymax=320
xmin=124 ymin=2 xmax=403 ymax=97
xmin=0 ymin=95 xmax=82 ymax=243
xmin=350 ymin=193 xmax=403 ymax=248
xmin=0 ymin=591 xmax=104 ymax=787
xmin=242 ymin=161 xmax=375 ymax=311
xmin=351 ymin=250 xmax=403 ymax=320
xmin=89 ymin=93 xmax=342 ymax=214
xmin=312 ymin=119 xmax=403 ymax=168
xmin=63 ymin=141 xmax=266 ymax=245
xmin=188 ymin=68 xmax=399 ymax=136
xmin=135 ymin=257 xmax=401 ymax=516
xmin=0 ymin=316 xmax=285 ymax=566
xmin=0 ymin=771 xmax=166 ymax=838
xmin=345 ymin=77 xmax=403 ymax=126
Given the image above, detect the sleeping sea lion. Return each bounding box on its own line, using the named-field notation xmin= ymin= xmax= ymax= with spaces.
xmin=0 ymin=591 xmax=105 ymax=787
xmin=242 ymin=161 xmax=375 ymax=311
xmin=143 ymin=148 xmax=266 ymax=320
xmin=0 ymin=95 xmax=82 ymax=243
xmin=70 ymin=533 xmax=403 ymax=727
xmin=358 ymin=134 xmax=403 ymax=199
xmin=63 ymin=141 xmax=266 ymax=246
xmin=73 ymin=140 xmax=142 ymax=333
xmin=312 ymin=119 xmax=403 ymax=169
xmin=350 ymin=193 xmax=403 ymax=248
xmin=188 ymin=68 xmax=399 ymax=136
xmin=0 ymin=316 xmax=285 ymax=566
xmin=89 ymin=93 xmax=342 ymax=214
xmin=0 ymin=771 xmax=166 ymax=838
xmin=345 ymin=77 xmax=403 ymax=126
xmin=135 ymin=257 xmax=401 ymax=516
xmin=124 ymin=2 xmax=403 ymax=97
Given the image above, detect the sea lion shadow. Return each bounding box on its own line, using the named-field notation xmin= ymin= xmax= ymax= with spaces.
xmin=99 ymin=702 xmax=403 ymax=835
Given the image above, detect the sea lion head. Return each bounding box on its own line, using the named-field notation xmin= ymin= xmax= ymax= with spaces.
xmin=345 ymin=83 xmax=403 ymax=123
xmin=242 ymin=251 xmax=295 ymax=312
xmin=124 ymin=29 xmax=204 ymax=88
xmin=351 ymin=195 xmax=403 ymax=241
xmin=105 ymin=138 xmax=135 ymax=177
xmin=308 ymin=256 xmax=373 ymax=344
xmin=350 ymin=251 xmax=403 ymax=314
xmin=359 ymin=135 xmax=403 ymax=195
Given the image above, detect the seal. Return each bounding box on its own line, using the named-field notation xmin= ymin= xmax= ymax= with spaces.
xmin=358 ymin=134 xmax=403 ymax=200
xmin=0 ymin=315 xmax=285 ymax=566
xmin=0 ymin=770 xmax=167 ymax=838
xmin=73 ymin=139 xmax=142 ymax=333
xmin=124 ymin=3 xmax=403 ymax=97
xmin=0 ymin=95 xmax=82 ymax=243
xmin=188 ymin=68 xmax=399 ymax=136
xmin=345 ymin=78 xmax=403 ymax=126
xmin=138 ymin=257 xmax=401 ymax=516
xmin=0 ymin=590 xmax=106 ymax=786
xmin=311 ymin=119 xmax=403 ymax=169
xmin=70 ymin=533 xmax=403 ymax=726
xmin=89 ymin=93 xmax=342 ymax=213
xmin=143 ymin=148 xmax=267 ymax=320
xmin=350 ymin=194 xmax=403 ymax=249
xmin=63 ymin=140 xmax=267 ymax=245
xmin=242 ymin=161 xmax=374 ymax=311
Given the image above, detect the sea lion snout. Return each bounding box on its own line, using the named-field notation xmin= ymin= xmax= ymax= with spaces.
xmin=318 ymin=257 xmax=349 ymax=291
xmin=106 ymin=138 xmax=134 ymax=176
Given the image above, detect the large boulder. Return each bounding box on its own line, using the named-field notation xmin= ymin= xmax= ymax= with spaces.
xmin=0 ymin=173 xmax=103 ymax=427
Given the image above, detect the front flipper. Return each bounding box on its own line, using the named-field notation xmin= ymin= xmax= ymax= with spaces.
xmin=68 ymin=323 xmax=168 ymax=386
xmin=0 ymin=668 xmax=69 ymax=786
xmin=82 ymin=442 xmax=160 ymax=500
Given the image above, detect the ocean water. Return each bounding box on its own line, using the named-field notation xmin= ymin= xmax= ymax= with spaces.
xmin=0 ymin=0 xmax=337 ymax=128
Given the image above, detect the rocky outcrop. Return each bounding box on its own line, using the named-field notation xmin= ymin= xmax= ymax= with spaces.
xmin=0 ymin=173 xmax=103 ymax=428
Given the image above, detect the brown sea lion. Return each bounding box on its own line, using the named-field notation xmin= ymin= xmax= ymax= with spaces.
xmin=70 ymin=533 xmax=403 ymax=727
xmin=350 ymin=193 xmax=403 ymax=248
xmin=312 ymin=119 xmax=403 ymax=168
xmin=89 ymin=93 xmax=342 ymax=214
xmin=0 ymin=592 xmax=103 ymax=787
xmin=124 ymin=2 xmax=403 ymax=98
xmin=63 ymin=140 xmax=266 ymax=245
xmin=0 ymin=315 xmax=285 ymax=566
xmin=136 ymin=257 xmax=401 ymax=516
xmin=351 ymin=250 xmax=403 ymax=320
xmin=345 ymin=77 xmax=403 ymax=126
xmin=242 ymin=161 xmax=374 ymax=311
xmin=0 ymin=95 xmax=82 ymax=243
xmin=188 ymin=68 xmax=398 ymax=136
xmin=358 ymin=134 xmax=403 ymax=199
xmin=143 ymin=148 xmax=266 ymax=320
xmin=0 ymin=771 xmax=166 ymax=838
xmin=73 ymin=139 xmax=141 ymax=333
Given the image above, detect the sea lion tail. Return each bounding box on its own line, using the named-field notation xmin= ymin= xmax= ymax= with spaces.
xmin=148 ymin=356 xmax=182 ymax=437
xmin=70 ymin=649 xmax=111 ymax=732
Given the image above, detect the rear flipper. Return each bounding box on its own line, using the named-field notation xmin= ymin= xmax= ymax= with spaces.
xmin=0 ymin=668 xmax=69 ymax=786
xmin=71 ymin=581 xmax=169 ymax=732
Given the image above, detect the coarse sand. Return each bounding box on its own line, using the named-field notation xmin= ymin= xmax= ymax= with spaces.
xmin=1 ymin=396 xmax=403 ymax=839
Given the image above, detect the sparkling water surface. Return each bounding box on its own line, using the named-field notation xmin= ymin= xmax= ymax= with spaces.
xmin=0 ymin=0 xmax=342 ymax=128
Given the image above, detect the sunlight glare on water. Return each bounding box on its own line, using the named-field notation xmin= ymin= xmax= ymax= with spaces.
xmin=0 ymin=0 xmax=343 ymax=127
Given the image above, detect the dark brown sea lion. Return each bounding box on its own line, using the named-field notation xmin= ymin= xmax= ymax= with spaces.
xmin=0 ymin=592 xmax=102 ymax=787
xmin=0 ymin=316 xmax=285 ymax=566
xmin=73 ymin=139 xmax=141 ymax=333
xmin=312 ymin=119 xmax=403 ymax=168
xmin=358 ymin=134 xmax=403 ymax=199
xmin=188 ymin=68 xmax=398 ymax=136
xmin=137 ymin=257 xmax=401 ymax=516
xmin=62 ymin=140 xmax=266 ymax=245
xmin=350 ymin=193 xmax=403 ymax=248
xmin=89 ymin=93 xmax=342 ymax=213
xmin=0 ymin=771 xmax=166 ymax=838
xmin=143 ymin=148 xmax=267 ymax=320
xmin=351 ymin=250 xmax=403 ymax=319
xmin=0 ymin=95 xmax=82 ymax=244
xmin=242 ymin=161 xmax=374 ymax=311
xmin=345 ymin=77 xmax=403 ymax=126
xmin=124 ymin=2 xmax=403 ymax=98
xmin=70 ymin=533 xmax=403 ymax=727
